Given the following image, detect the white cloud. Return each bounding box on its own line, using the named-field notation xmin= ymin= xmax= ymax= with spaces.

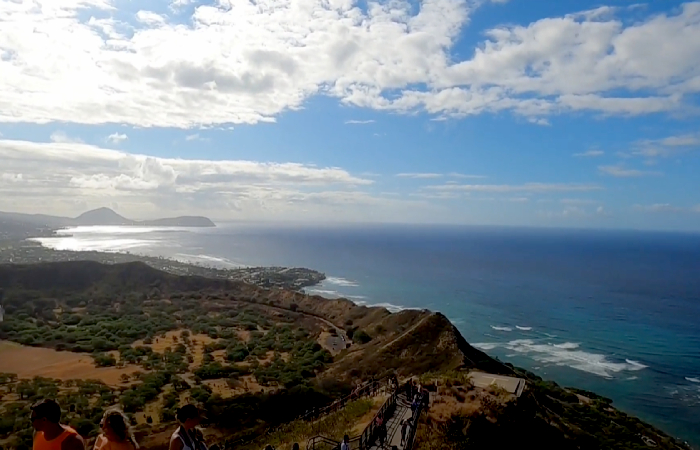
xmin=0 ymin=173 xmax=23 ymax=183
xmin=169 ymin=0 xmax=196 ymax=13
xmin=50 ymin=131 xmax=83 ymax=144
xmin=624 ymin=133 xmax=700 ymax=160
xmin=396 ymin=172 xmax=486 ymax=179
xmin=0 ymin=138 xmax=394 ymax=220
xmin=427 ymin=182 xmax=603 ymax=193
xmin=344 ymin=120 xmax=375 ymax=125
xmin=633 ymin=203 xmax=687 ymax=213
xmin=573 ymin=149 xmax=604 ymax=157
xmin=447 ymin=173 xmax=487 ymax=179
xmin=185 ymin=133 xmax=210 ymax=142
xmin=541 ymin=204 xmax=609 ymax=219
xmin=561 ymin=198 xmax=597 ymax=205
xmin=396 ymin=173 xmax=444 ymax=179
xmin=528 ymin=117 xmax=551 ymax=126
xmin=136 ymin=11 xmax=167 ymax=26
xmin=106 ymin=132 xmax=128 ymax=144
xmin=0 ymin=1 xmax=698 ymax=127
xmin=598 ymin=165 xmax=662 ymax=177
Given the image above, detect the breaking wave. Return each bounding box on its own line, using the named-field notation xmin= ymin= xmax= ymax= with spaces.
xmin=474 ymin=339 xmax=649 ymax=378
xmin=491 ymin=326 xmax=513 ymax=332
xmin=325 ymin=277 xmax=359 ymax=287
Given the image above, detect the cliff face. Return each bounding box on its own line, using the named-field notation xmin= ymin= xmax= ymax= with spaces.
xmin=324 ymin=310 xmax=513 ymax=379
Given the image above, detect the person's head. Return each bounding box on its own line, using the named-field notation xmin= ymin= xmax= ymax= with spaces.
xmin=264 ymin=445 xmax=274 ymax=450
xmin=177 ymin=405 xmax=203 ymax=429
xmin=292 ymin=443 xmax=300 ymax=450
xmin=343 ymin=435 xmax=349 ymax=443
xmin=30 ymin=399 xmax=61 ymax=432
xmin=101 ymin=409 xmax=134 ymax=445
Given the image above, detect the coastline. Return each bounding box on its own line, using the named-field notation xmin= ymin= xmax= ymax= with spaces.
xmin=2 ymin=227 xmax=698 ymax=448
xmin=0 ymin=238 xmax=326 ymax=291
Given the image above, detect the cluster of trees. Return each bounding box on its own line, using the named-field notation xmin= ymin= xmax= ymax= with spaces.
xmin=0 ymin=374 xmax=119 ymax=450
xmin=0 ymin=263 xmax=349 ymax=448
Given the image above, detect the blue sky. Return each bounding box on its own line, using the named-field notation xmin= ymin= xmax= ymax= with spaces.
xmin=0 ymin=0 xmax=699 ymax=230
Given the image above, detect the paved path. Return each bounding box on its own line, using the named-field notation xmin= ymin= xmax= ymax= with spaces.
xmin=366 ymin=392 xmax=414 ymax=450
xmin=469 ymin=371 xmax=526 ymax=397
xmin=232 ymin=296 xmax=351 ymax=346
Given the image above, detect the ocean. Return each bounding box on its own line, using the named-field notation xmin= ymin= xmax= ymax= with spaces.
xmin=32 ymin=223 xmax=700 ymax=447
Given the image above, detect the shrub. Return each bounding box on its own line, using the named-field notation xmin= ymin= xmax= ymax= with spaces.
xmin=93 ymin=353 xmax=117 ymax=367
xmin=354 ymin=330 xmax=372 ymax=344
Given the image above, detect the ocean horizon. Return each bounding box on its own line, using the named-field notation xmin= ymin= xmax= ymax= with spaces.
xmin=32 ymin=223 xmax=700 ymax=448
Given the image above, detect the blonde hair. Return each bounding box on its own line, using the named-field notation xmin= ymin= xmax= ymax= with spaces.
xmin=102 ymin=409 xmax=139 ymax=449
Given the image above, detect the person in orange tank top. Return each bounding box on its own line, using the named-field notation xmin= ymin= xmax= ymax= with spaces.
xmin=31 ymin=399 xmax=85 ymax=450
xmin=93 ymin=409 xmax=139 ymax=450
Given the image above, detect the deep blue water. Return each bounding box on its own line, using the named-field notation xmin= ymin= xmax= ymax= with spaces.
xmin=36 ymin=224 xmax=700 ymax=447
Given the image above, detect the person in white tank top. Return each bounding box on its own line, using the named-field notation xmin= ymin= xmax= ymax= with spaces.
xmin=169 ymin=405 xmax=208 ymax=450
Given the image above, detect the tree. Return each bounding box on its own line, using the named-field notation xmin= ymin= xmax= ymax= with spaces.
xmin=354 ymin=330 xmax=372 ymax=344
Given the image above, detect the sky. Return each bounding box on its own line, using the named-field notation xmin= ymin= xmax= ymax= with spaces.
xmin=0 ymin=0 xmax=699 ymax=230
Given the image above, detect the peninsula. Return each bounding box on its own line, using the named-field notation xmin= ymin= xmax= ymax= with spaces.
xmin=0 ymin=207 xmax=216 ymax=229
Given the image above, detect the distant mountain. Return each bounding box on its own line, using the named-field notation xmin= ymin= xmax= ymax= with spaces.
xmin=75 ymin=207 xmax=133 ymax=226
xmin=0 ymin=208 xmax=215 ymax=228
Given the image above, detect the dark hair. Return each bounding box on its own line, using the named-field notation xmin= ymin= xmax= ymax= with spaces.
xmin=31 ymin=399 xmax=61 ymax=423
xmin=176 ymin=405 xmax=201 ymax=423
xmin=292 ymin=443 xmax=300 ymax=450
xmin=343 ymin=435 xmax=349 ymax=442
xmin=102 ymin=409 xmax=138 ymax=448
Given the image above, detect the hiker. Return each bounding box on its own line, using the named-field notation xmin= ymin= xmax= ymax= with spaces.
xmin=376 ymin=414 xmax=386 ymax=449
xmin=94 ymin=409 xmax=138 ymax=450
xmin=410 ymin=398 xmax=418 ymax=420
xmin=340 ymin=435 xmax=350 ymax=450
xmin=31 ymin=399 xmax=85 ymax=450
xmin=400 ymin=420 xmax=408 ymax=446
xmin=169 ymin=405 xmax=208 ymax=450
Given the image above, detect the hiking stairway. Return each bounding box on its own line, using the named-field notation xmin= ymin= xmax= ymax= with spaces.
xmin=307 ymin=390 xmax=416 ymax=450
xmin=365 ymin=392 xmax=413 ymax=450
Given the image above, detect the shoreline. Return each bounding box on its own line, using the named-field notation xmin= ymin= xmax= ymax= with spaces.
xmin=0 ymin=238 xmax=326 ymax=291
xmin=2 ymin=228 xmax=699 ymax=448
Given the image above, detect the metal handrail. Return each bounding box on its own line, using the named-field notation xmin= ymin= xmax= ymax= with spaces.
xmin=308 ymin=379 xmax=403 ymax=450
xmin=403 ymin=390 xmax=428 ymax=450
xmin=300 ymin=377 xmax=391 ymax=423
xmin=306 ymin=435 xmax=341 ymax=450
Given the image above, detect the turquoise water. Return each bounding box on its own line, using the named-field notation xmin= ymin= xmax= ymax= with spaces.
xmin=35 ymin=224 xmax=700 ymax=447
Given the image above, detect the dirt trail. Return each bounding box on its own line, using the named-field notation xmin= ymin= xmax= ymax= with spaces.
xmin=378 ymin=313 xmax=432 ymax=352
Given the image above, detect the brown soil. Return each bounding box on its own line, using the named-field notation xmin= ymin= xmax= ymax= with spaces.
xmin=236 ymin=329 xmax=251 ymax=342
xmin=0 ymin=340 xmax=141 ymax=385
xmin=133 ymin=330 xmax=219 ymax=370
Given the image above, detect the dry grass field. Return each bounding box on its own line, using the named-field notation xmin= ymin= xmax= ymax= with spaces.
xmin=0 ymin=340 xmax=141 ymax=385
